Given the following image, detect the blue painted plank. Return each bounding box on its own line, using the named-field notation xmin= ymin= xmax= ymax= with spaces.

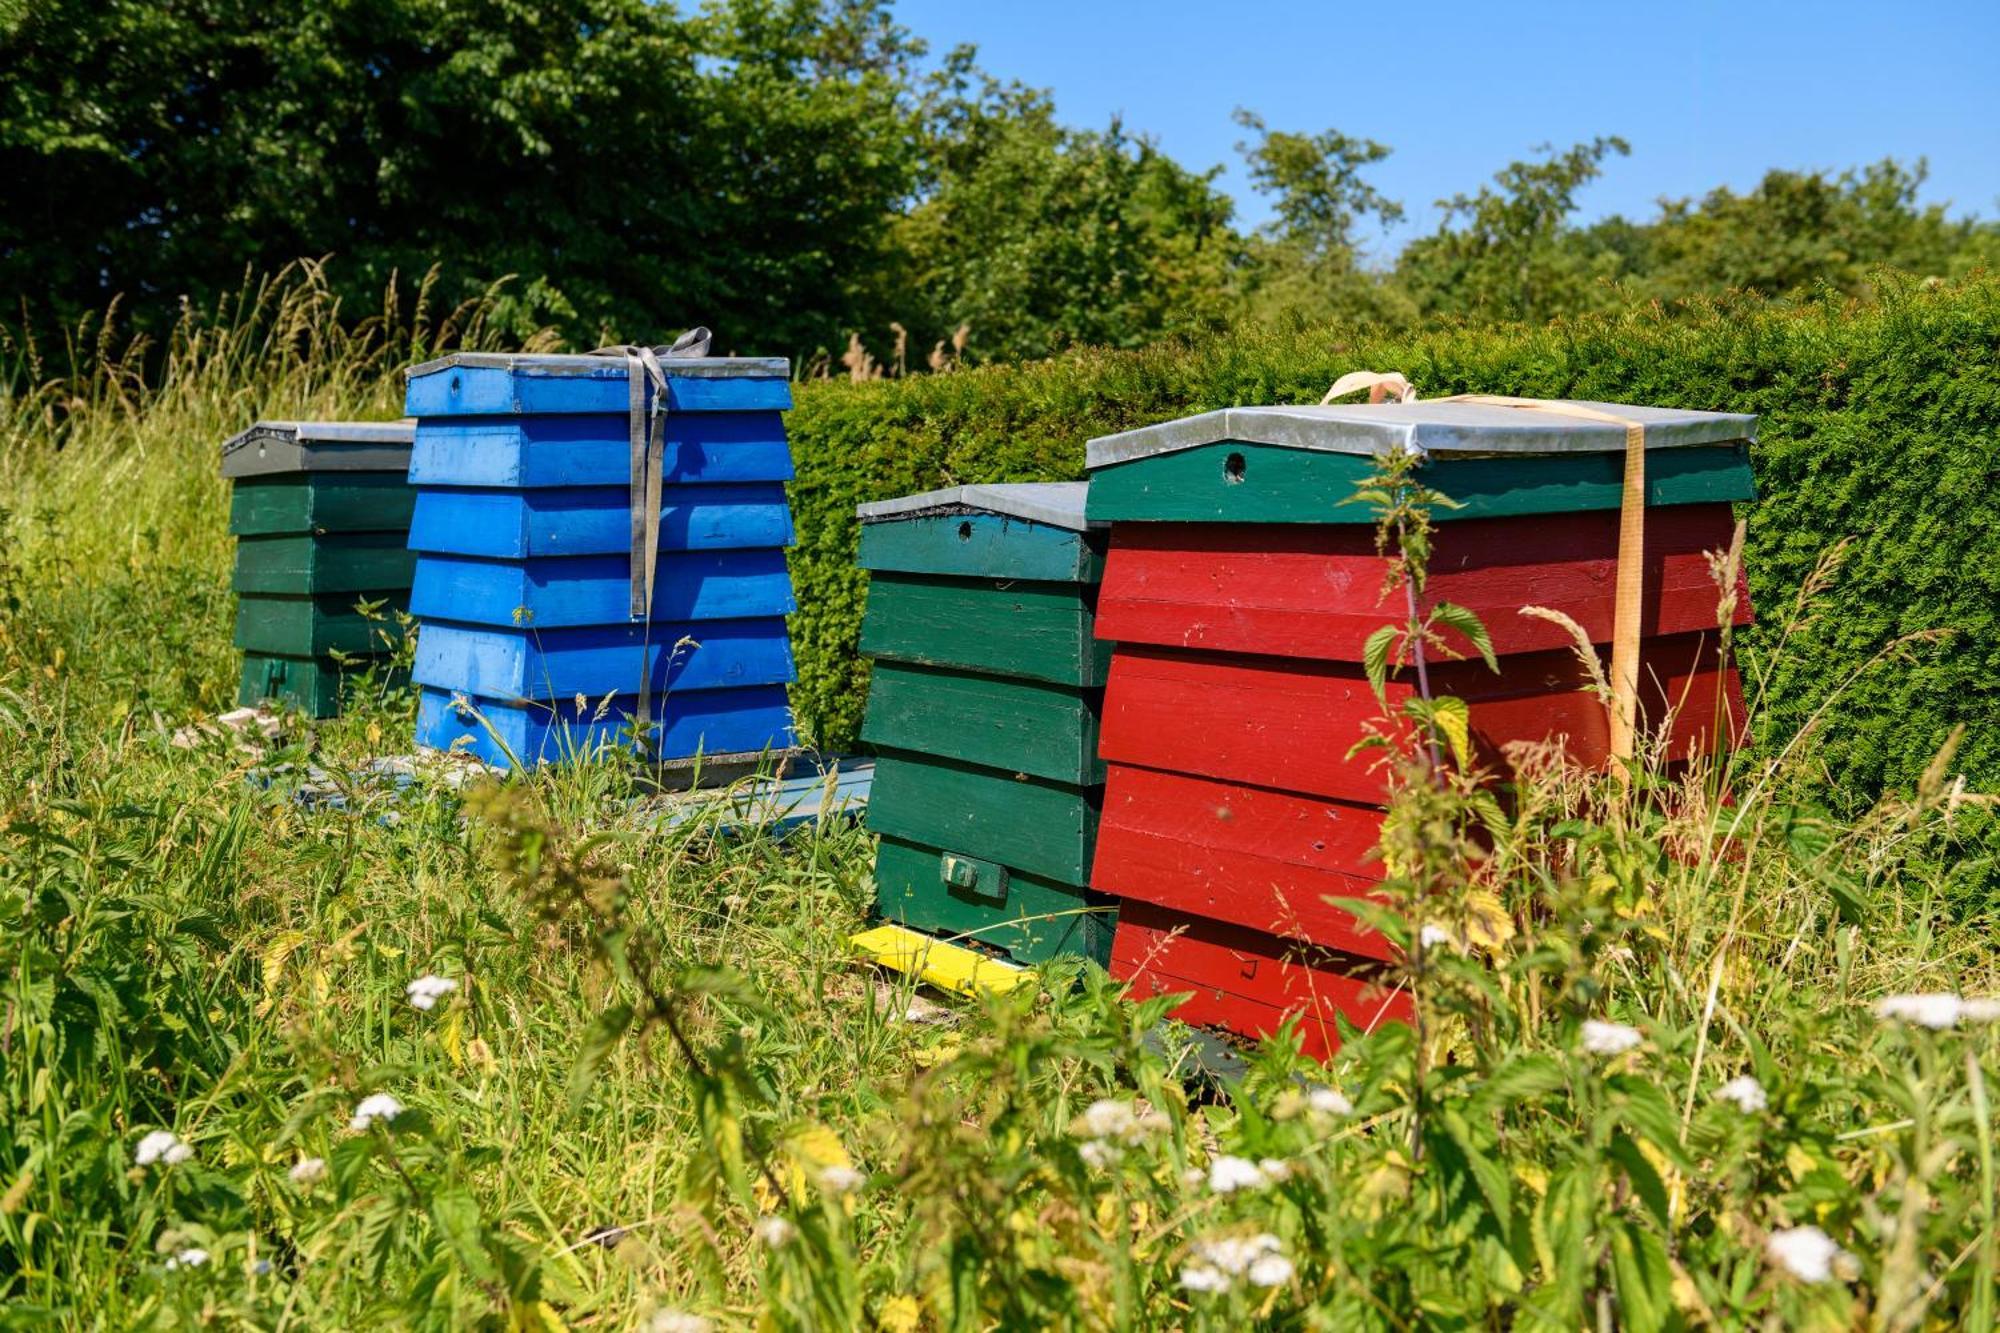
xmin=409 ymin=413 xmax=795 ymax=488
xmin=652 ymin=760 xmax=874 ymax=836
xmin=408 ymin=483 xmax=795 ymax=558
xmin=416 ymin=684 xmax=796 ymax=767
xmin=412 ymin=617 xmax=797 ymax=701
xmin=408 ymin=550 xmax=796 ymax=628
xmin=406 ymin=366 xmax=791 ymax=417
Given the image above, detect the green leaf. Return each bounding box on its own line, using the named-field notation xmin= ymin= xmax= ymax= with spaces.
xmin=567 ymin=1003 xmax=634 ymax=1112
xmin=1429 ymin=600 xmax=1500 ymax=672
xmin=1406 ymin=694 xmax=1473 ymax=770
xmin=1362 ymin=624 xmax=1400 ymax=706
xmin=1438 ymin=1107 xmax=1514 ymax=1227
xmin=1606 ymin=1129 xmax=1670 ymax=1228
xmin=1608 ymin=1219 xmax=1680 ymax=1333
xmin=1469 ymin=1053 xmax=1566 ymax=1114
xmin=430 ymin=1187 xmax=500 ymax=1284
xmin=1608 ymin=1075 xmax=1695 ymax=1172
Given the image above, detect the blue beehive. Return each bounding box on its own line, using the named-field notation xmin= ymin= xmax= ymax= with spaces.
xmin=402 ymin=348 xmax=798 ymax=767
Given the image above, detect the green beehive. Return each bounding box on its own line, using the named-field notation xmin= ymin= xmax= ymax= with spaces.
xmin=856 ymin=483 xmax=1113 ymax=966
xmin=222 ymin=420 xmax=417 ymax=716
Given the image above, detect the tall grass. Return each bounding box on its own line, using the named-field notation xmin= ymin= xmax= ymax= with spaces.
xmin=0 ymin=274 xmax=1996 ymax=1328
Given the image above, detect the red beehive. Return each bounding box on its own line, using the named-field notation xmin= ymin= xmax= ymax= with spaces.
xmin=1083 ymin=398 xmax=1759 ymax=1054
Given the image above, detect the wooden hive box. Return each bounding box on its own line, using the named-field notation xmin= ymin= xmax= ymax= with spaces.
xmin=1084 ymin=397 xmax=1759 ymax=1052
xmin=402 ymin=351 xmax=799 ymax=768
xmin=222 ymin=420 xmax=416 ymax=717
xmin=856 ymin=484 xmax=1114 ymax=966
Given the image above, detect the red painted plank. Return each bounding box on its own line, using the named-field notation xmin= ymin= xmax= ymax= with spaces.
xmin=1110 ymin=900 xmax=1412 ymax=1059
xmin=1098 ymin=505 xmax=1753 ymax=662
xmin=1099 ymin=634 xmax=1746 ymax=804
xmin=1092 ymin=763 xmax=1394 ymax=959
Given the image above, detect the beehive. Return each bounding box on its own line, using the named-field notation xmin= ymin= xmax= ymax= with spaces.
xmin=222 ymin=420 xmax=416 ymax=717
xmin=856 ymin=484 xmax=1114 ymax=966
xmin=402 ymin=351 xmax=798 ymax=767
xmin=1084 ymin=399 xmax=1758 ymax=1056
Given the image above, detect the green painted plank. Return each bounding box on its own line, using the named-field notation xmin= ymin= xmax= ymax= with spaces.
xmin=229 ymin=473 xmax=415 ymax=536
xmin=1084 ymin=441 xmax=1757 ymax=524
xmin=233 ymin=592 xmax=409 ymax=656
xmin=873 ymin=835 xmax=1114 ymax=966
xmin=859 ymin=513 xmax=1104 ymax=583
xmin=864 ymin=751 xmax=1097 ymax=886
xmin=860 ymin=574 xmax=1108 ymax=687
xmin=237 ymin=653 xmax=404 ymax=718
xmin=232 ymin=533 xmax=417 ymax=595
xmin=861 ymin=661 xmax=1102 ymax=785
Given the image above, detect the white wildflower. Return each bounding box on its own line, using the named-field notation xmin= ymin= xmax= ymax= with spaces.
xmin=1180 ymin=1166 xmax=1206 ymax=1188
xmin=135 ymin=1130 xmax=192 ymax=1167
xmin=1179 ymin=1263 xmax=1231 ymax=1293
xmin=1714 ymin=1075 xmax=1768 ymax=1114
xmin=1073 ymin=1099 xmax=1136 ymax=1140
xmin=1073 ymin=1097 xmax=1168 ymax=1143
xmin=1194 ymin=1232 xmax=1284 ymax=1275
xmin=1307 ymin=1085 xmax=1354 ymax=1117
xmin=1579 ymin=1020 xmax=1643 ymax=1056
xmin=1078 ymin=1139 xmax=1123 ymax=1170
xmin=350 ymin=1093 xmax=404 ymax=1131
xmin=816 ymin=1164 xmax=864 ymax=1195
xmin=1875 ymin=993 xmax=2000 ymax=1029
xmin=1874 ymin=994 xmax=1965 ymax=1029
xmin=165 ymin=1247 xmax=209 ymax=1270
xmin=1247 ymin=1252 xmax=1295 ymax=1287
xmin=1419 ymin=923 xmax=1451 ymax=950
xmin=1766 ymin=1225 xmax=1848 ymax=1283
xmin=405 ymin=974 xmax=459 ymax=1011
xmin=289 ymin=1156 xmax=328 ymax=1185
xmin=1206 ymin=1155 xmax=1269 ymax=1194
xmin=646 ymin=1312 xmax=713 ymax=1333
xmin=1257 ymin=1157 xmax=1292 ymax=1182
xmin=754 ymin=1216 xmax=796 ymax=1250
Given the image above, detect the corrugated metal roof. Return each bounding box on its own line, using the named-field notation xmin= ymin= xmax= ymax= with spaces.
xmin=1086 ymin=399 xmax=1756 ymax=469
xmin=220 ymin=419 xmax=416 ymax=477
xmin=405 ymin=352 xmax=790 ymax=380
xmin=856 ymin=482 xmax=1096 ymax=530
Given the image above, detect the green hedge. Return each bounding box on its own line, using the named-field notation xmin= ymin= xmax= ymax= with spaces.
xmin=785 ymin=278 xmax=2000 ymax=799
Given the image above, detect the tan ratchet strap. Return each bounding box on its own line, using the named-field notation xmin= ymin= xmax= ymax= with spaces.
xmin=1438 ymin=394 xmax=1647 ymax=762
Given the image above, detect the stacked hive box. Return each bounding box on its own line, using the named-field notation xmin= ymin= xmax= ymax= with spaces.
xmin=1084 ymin=400 xmax=1757 ymax=1057
xmin=857 ymin=484 xmax=1114 ymax=965
xmin=222 ymin=420 xmax=417 ymax=717
xmin=403 ymin=352 xmax=799 ymax=767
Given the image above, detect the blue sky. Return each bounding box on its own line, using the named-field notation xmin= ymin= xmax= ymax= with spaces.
xmin=894 ymin=0 xmax=2000 ymax=255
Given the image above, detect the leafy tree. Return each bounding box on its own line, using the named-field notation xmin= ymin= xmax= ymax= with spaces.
xmin=1622 ymin=159 xmax=1990 ymax=300
xmin=1232 ymin=110 xmax=1410 ymax=327
xmin=884 ymin=51 xmax=1241 ymax=362
xmin=1397 ymin=136 xmax=1631 ymax=323
xmin=0 ymin=0 xmax=921 ymax=354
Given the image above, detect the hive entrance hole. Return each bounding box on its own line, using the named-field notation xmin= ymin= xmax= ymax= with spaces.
xmin=1223 ymin=452 xmax=1247 ymax=484
xmin=957 ymin=521 xmax=973 ymax=541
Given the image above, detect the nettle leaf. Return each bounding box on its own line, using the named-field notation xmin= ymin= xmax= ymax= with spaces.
xmin=1327 ymin=895 xmax=1411 ymax=950
xmin=1406 ymin=694 xmax=1473 ymax=770
xmin=1470 ymin=1054 xmax=1566 ymax=1115
xmin=1429 ymin=600 xmax=1499 ymax=672
xmin=567 ymin=1002 xmax=634 ymax=1112
xmin=1362 ymin=624 xmax=1400 ymax=706
xmin=1606 ymin=1130 xmax=1670 ymax=1228
xmin=1608 ymin=1218 xmax=1679 ymax=1333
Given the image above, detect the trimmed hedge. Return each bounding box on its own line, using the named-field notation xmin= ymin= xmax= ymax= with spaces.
xmin=785 ymin=277 xmax=2000 ymax=799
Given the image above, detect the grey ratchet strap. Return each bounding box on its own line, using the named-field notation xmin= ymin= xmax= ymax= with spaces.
xmin=588 ymin=326 xmax=714 ymax=730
